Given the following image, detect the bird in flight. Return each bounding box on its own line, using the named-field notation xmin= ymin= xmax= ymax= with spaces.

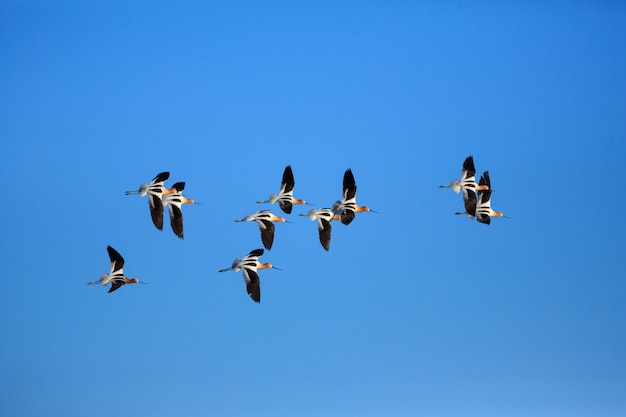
xmin=218 ymin=248 xmax=280 ymax=303
xmin=257 ymin=165 xmax=309 ymax=214
xmin=87 ymin=246 xmax=147 ymax=293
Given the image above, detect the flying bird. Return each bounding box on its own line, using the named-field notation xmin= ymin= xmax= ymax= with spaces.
xmin=218 ymin=248 xmax=280 ymax=303
xmin=257 ymin=165 xmax=308 ymax=214
xmin=474 ymin=171 xmax=507 ymax=225
xmin=334 ymin=168 xmax=375 ymax=225
xmin=299 ymin=208 xmax=338 ymax=251
xmin=235 ymin=210 xmax=288 ymax=250
xmin=87 ymin=246 xmax=146 ymax=293
xmin=162 ymin=182 xmax=198 ymax=239
xmin=440 ymin=156 xmax=489 ymax=218
xmin=125 ymin=171 xmax=177 ymax=230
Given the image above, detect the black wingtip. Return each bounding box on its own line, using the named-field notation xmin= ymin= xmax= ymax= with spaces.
xmin=154 ymin=171 xmax=170 ymax=182
xmin=249 ymin=248 xmax=264 ymax=257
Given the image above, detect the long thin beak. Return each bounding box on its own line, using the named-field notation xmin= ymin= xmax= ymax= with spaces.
xmin=271 ymin=266 xmax=282 ymax=270
xmin=256 ymin=200 xmax=269 ymax=204
xmin=125 ymin=190 xmax=139 ymax=195
xmin=139 ymin=281 xmax=149 ymax=285
xmin=218 ymin=268 xmax=232 ymax=273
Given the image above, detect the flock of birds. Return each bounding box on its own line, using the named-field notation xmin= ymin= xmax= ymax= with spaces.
xmin=88 ymin=157 xmax=506 ymax=302
xmin=88 ymin=166 xmax=376 ymax=302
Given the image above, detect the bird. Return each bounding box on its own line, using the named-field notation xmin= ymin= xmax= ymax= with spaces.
xmin=125 ymin=171 xmax=177 ymax=230
xmin=87 ymin=246 xmax=146 ymax=293
xmin=162 ymin=182 xmax=198 ymax=239
xmin=299 ymin=208 xmax=338 ymax=251
xmin=257 ymin=165 xmax=308 ymax=214
xmin=440 ymin=155 xmax=489 ymax=218
xmin=218 ymin=248 xmax=280 ymax=303
xmin=234 ymin=210 xmax=288 ymax=250
xmin=474 ymin=171 xmax=507 ymax=225
xmin=334 ymin=168 xmax=375 ymax=225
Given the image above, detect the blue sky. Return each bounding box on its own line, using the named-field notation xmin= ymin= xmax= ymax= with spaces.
xmin=1 ymin=1 xmax=625 ymax=416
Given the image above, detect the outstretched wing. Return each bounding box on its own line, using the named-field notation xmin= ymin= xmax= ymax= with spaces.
xmin=107 ymin=246 xmax=125 ymax=274
xmin=461 ymin=156 xmax=476 ymax=181
xmin=342 ymin=168 xmax=357 ymax=202
xmin=281 ymin=165 xmax=295 ymax=194
xmin=168 ymin=204 xmax=184 ymax=239
xmin=151 ymin=171 xmax=170 ymax=185
xmin=108 ymin=279 xmax=125 ymax=293
xmin=148 ymin=194 xmax=165 ymax=230
xmin=258 ymin=220 xmax=275 ymax=250
xmin=462 ymin=188 xmax=477 ymax=217
xmin=278 ymin=200 xmax=293 ymax=214
xmin=242 ymin=267 xmax=261 ymax=303
xmin=247 ymin=248 xmax=264 ymax=258
xmin=318 ymin=217 xmax=332 ymax=251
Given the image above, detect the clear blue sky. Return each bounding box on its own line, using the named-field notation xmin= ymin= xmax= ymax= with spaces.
xmin=1 ymin=1 xmax=625 ymax=416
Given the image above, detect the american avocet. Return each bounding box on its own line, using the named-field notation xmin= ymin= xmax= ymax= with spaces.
xmin=257 ymin=165 xmax=308 ymax=214
xmin=218 ymin=248 xmax=280 ymax=303
xmin=440 ymin=156 xmax=489 ymax=218
xmin=125 ymin=171 xmax=177 ymax=230
xmin=299 ymin=208 xmax=338 ymax=251
xmin=162 ymin=182 xmax=198 ymax=239
xmin=475 ymin=171 xmax=507 ymax=225
xmin=87 ymin=246 xmax=146 ymax=293
xmin=334 ymin=168 xmax=375 ymax=225
xmin=235 ymin=209 xmax=288 ymax=250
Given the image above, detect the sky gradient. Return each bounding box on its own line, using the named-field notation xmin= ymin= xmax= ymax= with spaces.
xmin=1 ymin=2 xmax=625 ymax=416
